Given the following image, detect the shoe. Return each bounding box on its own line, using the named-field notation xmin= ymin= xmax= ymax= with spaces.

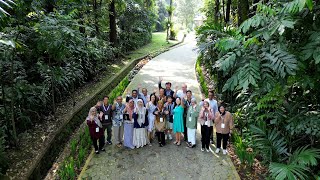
xmin=201 ymin=148 xmax=204 ymax=152
xmin=100 ymin=148 xmax=105 ymax=152
xmin=95 ymin=150 xmax=99 ymax=154
xmin=215 ymin=148 xmax=220 ymax=153
xmin=177 ymin=142 xmax=181 ymax=146
xmin=188 ymin=144 xmax=196 ymax=148
xmin=149 ymin=143 xmax=152 ymax=146
xmin=168 ymin=134 xmax=173 ymax=140
xmin=107 ymin=141 xmax=112 ymax=145
xmin=210 ymin=140 xmax=214 ymax=144
xmin=116 ymin=144 xmax=122 ymax=148
xmin=206 ymin=148 xmax=210 ymax=152
xmin=159 ymin=144 xmax=164 ymax=147
xmin=223 ymin=149 xmax=228 ymax=155
xmin=173 ymin=141 xmax=178 ymax=145
xmin=165 ymin=135 xmax=168 ymax=140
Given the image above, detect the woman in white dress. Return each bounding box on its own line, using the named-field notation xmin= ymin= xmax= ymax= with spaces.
xmin=133 ymin=99 xmax=149 ymax=148
xmin=146 ymin=93 xmax=157 ymax=145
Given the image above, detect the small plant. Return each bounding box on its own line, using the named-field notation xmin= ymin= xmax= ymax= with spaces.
xmin=70 ymin=139 xmax=77 ymax=157
xmin=233 ymin=132 xmax=255 ymax=167
xmin=196 ymin=58 xmax=208 ymax=97
xmin=58 ymin=157 xmax=76 ymax=180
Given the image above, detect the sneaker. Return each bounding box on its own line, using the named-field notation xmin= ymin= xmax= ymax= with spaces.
xmin=201 ymin=148 xmax=204 ymax=152
xmin=223 ymin=149 xmax=228 ymax=155
xmin=159 ymin=144 xmax=164 ymax=147
xmin=168 ymin=134 xmax=173 ymax=140
xmin=206 ymin=148 xmax=210 ymax=152
xmin=95 ymin=150 xmax=99 ymax=154
xmin=100 ymin=148 xmax=105 ymax=152
xmin=215 ymin=148 xmax=220 ymax=153
xmin=107 ymin=141 xmax=112 ymax=145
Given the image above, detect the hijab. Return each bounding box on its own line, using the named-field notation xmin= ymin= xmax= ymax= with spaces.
xmin=136 ymin=99 xmax=146 ymax=126
xmin=86 ymin=107 xmax=102 ymax=128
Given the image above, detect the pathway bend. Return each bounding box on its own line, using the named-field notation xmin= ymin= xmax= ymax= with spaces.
xmin=80 ymin=36 xmax=240 ymax=180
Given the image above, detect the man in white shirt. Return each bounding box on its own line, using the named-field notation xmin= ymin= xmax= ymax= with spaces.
xmin=137 ymin=84 xmax=149 ymax=106
xmin=200 ymin=90 xmax=218 ymax=143
xmin=175 ymin=83 xmax=188 ymax=98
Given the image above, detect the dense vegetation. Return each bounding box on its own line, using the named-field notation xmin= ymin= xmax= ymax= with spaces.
xmin=0 ymin=0 xmax=160 ymax=175
xmin=197 ymin=0 xmax=320 ymax=179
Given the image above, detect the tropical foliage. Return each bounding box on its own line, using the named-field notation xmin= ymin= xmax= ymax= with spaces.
xmin=197 ymin=0 xmax=320 ymax=178
xmin=0 ymin=0 xmax=159 ymax=174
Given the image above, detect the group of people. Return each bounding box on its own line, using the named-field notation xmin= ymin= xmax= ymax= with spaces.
xmin=86 ymin=77 xmax=234 ymax=155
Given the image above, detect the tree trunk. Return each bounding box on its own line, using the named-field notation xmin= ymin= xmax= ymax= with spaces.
xmin=225 ymin=0 xmax=231 ymax=23
xmin=109 ymin=0 xmax=117 ymax=46
xmin=93 ymin=0 xmax=99 ymax=34
xmin=214 ymin=0 xmax=220 ymax=22
xmin=238 ymin=0 xmax=249 ymax=25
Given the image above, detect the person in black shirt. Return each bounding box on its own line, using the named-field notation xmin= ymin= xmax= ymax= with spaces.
xmin=99 ymin=96 xmax=113 ymax=145
xmin=158 ymin=76 xmax=175 ymax=98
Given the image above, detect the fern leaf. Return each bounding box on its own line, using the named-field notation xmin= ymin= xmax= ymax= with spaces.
xmin=269 ymin=162 xmax=309 ymax=180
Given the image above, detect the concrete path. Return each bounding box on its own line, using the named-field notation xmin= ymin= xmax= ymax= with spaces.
xmin=79 ymin=35 xmax=240 ymax=180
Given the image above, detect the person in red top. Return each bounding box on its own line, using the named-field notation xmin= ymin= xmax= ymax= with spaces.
xmin=86 ymin=106 xmax=105 ymax=154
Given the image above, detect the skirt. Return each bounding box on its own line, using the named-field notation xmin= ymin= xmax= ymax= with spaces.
xmin=133 ymin=128 xmax=148 ymax=148
xmin=147 ymin=114 xmax=155 ymax=132
xmin=124 ymin=122 xmax=134 ymax=149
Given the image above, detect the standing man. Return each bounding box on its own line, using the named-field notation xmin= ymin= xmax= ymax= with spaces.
xmin=126 ymin=89 xmax=141 ymax=107
xmin=175 ymin=83 xmax=188 ymax=99
xmin=158 ymin=76 xmax=175 ymax=97
xmin=182 ymin=90 xmax=193 ymax=142
xmin=99 ymin=96 xmax=113 ymax=145
xmin=137 ymin=84 xmax=149 ymax=106
xmin=112 ymin=96 xmax=126 ymax=148
xmin=200 ymin=90 xmax=218 ymax=143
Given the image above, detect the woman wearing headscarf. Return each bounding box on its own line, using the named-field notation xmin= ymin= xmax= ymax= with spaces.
xmin=86 ymin=107 xmax=105 ymax=154
xmin=123 ymin=98 xmax=135 ymax=149
xmin=132 ymin=99 xmax=149 ymax=148
xmin=198 ymin=100 xmax=214 ymax=152
xmin=186 ymin=98 xmax=200 ymax=148
xmin=153 ymin=100 xmax=168 ymax=147
xmin=173 ymin=97 xmax=184 ymax=146
xmin=214 ymin=105 xmax=234 ymax=155
xmin=146 ymin=93 xmax=157 ymax=145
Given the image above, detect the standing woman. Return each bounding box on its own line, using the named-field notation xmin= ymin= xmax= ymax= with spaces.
xmin=173 ymin=97 xmax=184 ymax=146
xmin=186 ymin=98 xmax=200 ymax=148
xmin=198 ymin=100 xmax=214 ymax=152
xmin=86 ymin=107 xmax=105 ymax=154
xmin=123 ymin=99 xmax=135 ymax=149
xmin=154 ymin=100 xmax=168 ymax=147
xmin=146 ymin=93 xmax=157 ymax=145
xmin=133 ymin=99 xmax=149 ymax=148
xmin=214 ymin=105 xmax=234 ymax=155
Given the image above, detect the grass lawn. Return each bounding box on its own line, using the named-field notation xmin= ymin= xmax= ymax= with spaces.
xmin=126 ymin=32 xmax=179 ymax=60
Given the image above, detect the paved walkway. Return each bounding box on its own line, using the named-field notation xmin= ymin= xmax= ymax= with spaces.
xmin=79 ymin=35 xmax=240 ymax=180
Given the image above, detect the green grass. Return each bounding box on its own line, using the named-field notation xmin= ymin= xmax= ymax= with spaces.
xmin=126 ymin=32 xmax=179 ymax=60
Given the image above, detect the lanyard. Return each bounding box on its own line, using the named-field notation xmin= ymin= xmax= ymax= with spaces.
xmin=103 ymin=104 xmax=110 ymax=112
xmin=186 ymin=100 xmax=191 ymax=107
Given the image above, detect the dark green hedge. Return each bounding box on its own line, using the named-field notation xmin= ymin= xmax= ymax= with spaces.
xmin=26 ymin=57 xmax=140 ymax=180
